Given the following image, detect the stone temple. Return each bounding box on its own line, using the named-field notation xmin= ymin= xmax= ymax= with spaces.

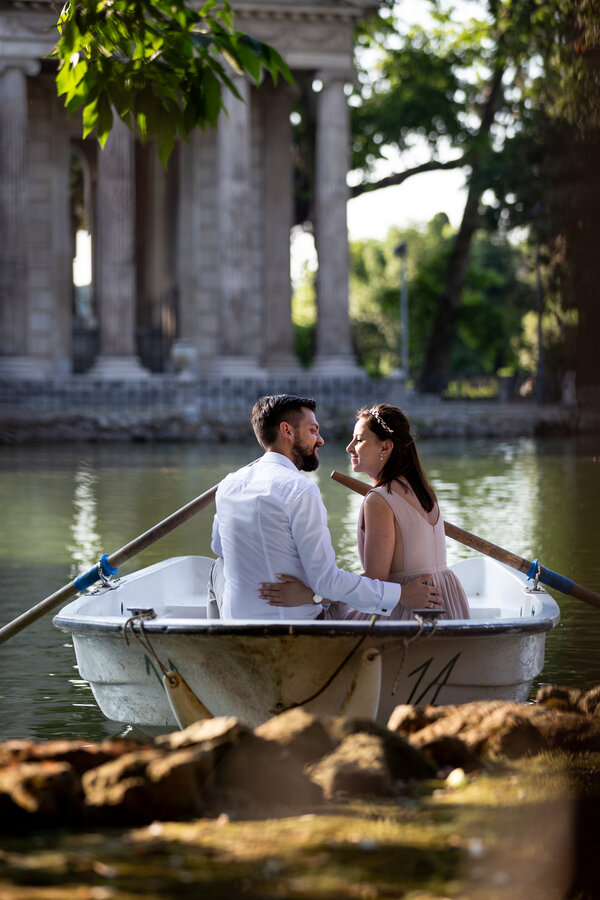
xmin=0 ymin=0 xmax=380 ymax=391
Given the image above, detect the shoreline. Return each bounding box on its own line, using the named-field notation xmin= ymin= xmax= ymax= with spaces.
xmin=0 ymin=399 xmax=596 ymax=444
xmin=1 ymin=373 xmax=598 ymax=443
xmin=1 ymin=692 xmax=599 ymax=898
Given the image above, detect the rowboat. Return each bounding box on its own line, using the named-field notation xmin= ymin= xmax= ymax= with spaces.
xmin=52 ymin=554 xmax=560 ymax=735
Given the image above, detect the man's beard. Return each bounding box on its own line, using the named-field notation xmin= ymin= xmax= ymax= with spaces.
xmin=291 ymin=438 xmax=320 ymax=472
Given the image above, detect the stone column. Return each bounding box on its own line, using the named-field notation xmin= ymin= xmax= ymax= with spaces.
xmin=261 ymin=82 xmax=301 ymax=373
xmin=0 ymin=63 xmax=46 ymax=378
xmin=88 ymin=116 xmax=148 ymax=378
xmin=138 ymin=147 xmax=169 ymax=330
xmin=173 ymin=127 xmax=220 ymax=376
xmin=313 ymin=73 xmax=360 ymax=374
xmin=214 ymin=77 xmax=264 ymax=376
xmin=48 ymin=85 xmax=73 ymax=375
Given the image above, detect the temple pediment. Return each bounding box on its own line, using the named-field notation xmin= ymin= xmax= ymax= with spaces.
xmin=232 ymin=0 xmax=380 ymax=72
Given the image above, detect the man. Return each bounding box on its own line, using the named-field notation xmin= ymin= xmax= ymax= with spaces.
xmin=210 ymin=393 xmax=441 ymax=620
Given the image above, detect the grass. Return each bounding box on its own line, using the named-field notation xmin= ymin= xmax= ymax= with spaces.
xmin=0 ymin=753 xmax=599 ymax=899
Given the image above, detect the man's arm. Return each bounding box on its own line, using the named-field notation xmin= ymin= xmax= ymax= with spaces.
xmin=289 ymin=482 xmax=400 ymax=615
xmin=210 ymin=513 xmax=223 ymax=557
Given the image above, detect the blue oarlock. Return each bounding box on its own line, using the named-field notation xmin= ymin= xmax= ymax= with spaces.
xmin=74 ymin=555 xmax=118 ymax=592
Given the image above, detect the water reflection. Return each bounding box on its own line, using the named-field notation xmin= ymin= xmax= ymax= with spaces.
xmin=0 ymin=437 xmax=598 ymax=742
xmin=68 ymin=461 xmax=102 ymax=578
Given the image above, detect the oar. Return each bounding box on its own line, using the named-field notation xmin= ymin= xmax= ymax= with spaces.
xmin=0 ymin=482 xmax=219 ymax=645
xmin=331 ymin=469 xmax=600 ymax=611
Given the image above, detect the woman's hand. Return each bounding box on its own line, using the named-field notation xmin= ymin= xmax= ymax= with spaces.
xmin=259 ymin=574 xmax=315 ymax=607
xmin=400 ymin=576 xmax=445 ymax=612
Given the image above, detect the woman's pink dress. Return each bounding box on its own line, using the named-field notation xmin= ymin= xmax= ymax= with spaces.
xmin=340 ymin=485 xmax=470 ymax=620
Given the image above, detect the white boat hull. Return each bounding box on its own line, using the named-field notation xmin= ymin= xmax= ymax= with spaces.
xmin=53 ymin=555 xmax=560 ymax=732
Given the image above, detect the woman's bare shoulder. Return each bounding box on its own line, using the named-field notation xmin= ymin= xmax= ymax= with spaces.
xmin=364 ymin=489 xmax=394 ymax=513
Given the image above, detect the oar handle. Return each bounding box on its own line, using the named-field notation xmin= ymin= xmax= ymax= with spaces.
xmin=330 ymin=470 xmax=600 ymax=610
xmin=330 ymin=470 xmax=371 ymax=497
xmin=0 ymin=484 xmax=219 ymax=645
xmin=0 ymin=582 xmax=80 ymax=645
xmin=105 ymin=485 xmax=218 ymax=570
xmin=442 ymin=521 xmax=529 ymax=574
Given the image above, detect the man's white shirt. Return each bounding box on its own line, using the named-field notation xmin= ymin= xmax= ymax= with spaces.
xmin=211 ymin=451 xmax=401 ymax=620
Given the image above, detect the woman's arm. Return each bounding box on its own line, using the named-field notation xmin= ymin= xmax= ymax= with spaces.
xmin=259 ymin=573 xmax=314 ymax=607
xmin=362 ymin=491 xmax=399 ymax=580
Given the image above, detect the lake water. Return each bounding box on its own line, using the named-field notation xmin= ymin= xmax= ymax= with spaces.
xmin=1 ymin=435 xmax=599 ymax=743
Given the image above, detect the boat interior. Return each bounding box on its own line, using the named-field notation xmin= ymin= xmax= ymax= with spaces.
xmin=69 ymin=554 xmax=551 ymax=623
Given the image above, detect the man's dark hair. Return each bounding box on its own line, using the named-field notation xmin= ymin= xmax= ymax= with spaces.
xmin=252 ymin=394 xmax=317 ymax=448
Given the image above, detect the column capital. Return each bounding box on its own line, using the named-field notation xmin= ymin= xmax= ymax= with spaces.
xmin=0 ymin=59 xmax=41 ymax=77
xmin=315 ymin=68 xmax=354 ymax=88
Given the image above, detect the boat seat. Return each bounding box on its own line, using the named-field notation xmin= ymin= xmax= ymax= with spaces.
xmin=206 ymin=556 xmax=224 ymax=619
xmin=207 ymin=594 xmax=220 ymax=619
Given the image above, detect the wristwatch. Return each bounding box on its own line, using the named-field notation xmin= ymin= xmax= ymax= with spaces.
xmin=312 ymin=594 xmax=324 ymax=605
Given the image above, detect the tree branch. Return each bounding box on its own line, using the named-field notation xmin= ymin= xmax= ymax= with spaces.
xmin=350 ymin=156 xmax=468 ymax=198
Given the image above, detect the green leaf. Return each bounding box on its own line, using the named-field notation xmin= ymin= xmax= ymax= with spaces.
xmin=82 ymin=96 xmax=99 ymax=138
xmin=53 ymin=0 xmax=291 ymax=151
xmin=234 ymin=37 xmax=263 ymax=84
xmin=156 ymin=119 xmax=176 ymax=166
xmin=96 ymin=92 xmax=114 ymax=144
xmin=262 ymin=45 xmax=293 ymax=85
xmin=56 ymin=61 xmax=76 ymax=97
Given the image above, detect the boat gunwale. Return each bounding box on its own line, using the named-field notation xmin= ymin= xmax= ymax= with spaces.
xmin=52 ymin=612 xmax=560 ymax=638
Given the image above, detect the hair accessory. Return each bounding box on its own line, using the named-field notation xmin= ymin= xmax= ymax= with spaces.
xmin=369 ymin=407 xmax=394 ymax=434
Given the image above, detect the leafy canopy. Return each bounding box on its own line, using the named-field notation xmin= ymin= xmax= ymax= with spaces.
xmin=53 ymin=0 xmax=292 ymax=165
xmin=348 ymin=218 xmax=534 ymax=379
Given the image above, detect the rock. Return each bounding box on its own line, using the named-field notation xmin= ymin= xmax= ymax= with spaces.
xmin=445 ymin=767 xmax=468 ymax=789
xmin=536 ymin=685 xmax=585 ymax=712
xmin=461 ymin=706 xmax=549 ymax=759
xmin=0 ymin=737 xmax=150 ymax=775
xmin=537 ymin=684 xmax=600 ymax=717
xmin=388 ymin=695 xmax=600 ymax=766
xmin=388 ymin=700 xmax=508 ymax=768
xmin=0 ymin=760 xmax=82 ymax=830
xmin=255 ymin=707 xmax=336 ymax=765
xmin=387 ymin=704 xmax=452 ymax=734
xmin=308 ymin=733 xmax=393 ymax=800
xmin=143 ymin=744 xmax=216 ymax=819
xmin=580 ymin=686 xmax=600 ymax=715
xmin=205 ymin=731 xmax=324 ymax=815
xmin=82 ymin=748 xmax=165 ymax=825
xmin=308 ymin=726 xmax=436 ymax=800
xmin=417 ymin=735 xmax=482 ymax=773
xmin=3 ymin=688 xmax=600 ymax=831
xmin=155 ymin=716 xmax=248 ymax=752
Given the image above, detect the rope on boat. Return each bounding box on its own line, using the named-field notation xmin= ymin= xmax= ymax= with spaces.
xmin=274 ymin=615 xmax=378 ymax=715
xmin=123 ymin=611 xmax=169 ymax=677
xmin=122 ymin=609 xmax=439 ymax=720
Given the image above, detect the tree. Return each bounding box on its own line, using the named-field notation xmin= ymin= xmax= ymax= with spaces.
xmin=53 ymin=0 xmax=292 ymax=165
xmin=348 ymin=217 xmax=534 ymax=380
xmin=537 ymin=1 xmax=600 ymax=408
xmin=349 ymin=0 xmax=594 ymax=393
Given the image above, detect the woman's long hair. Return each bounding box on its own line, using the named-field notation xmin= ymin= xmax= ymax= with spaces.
xmin=357 ymin=404 xmax=437 ymax=512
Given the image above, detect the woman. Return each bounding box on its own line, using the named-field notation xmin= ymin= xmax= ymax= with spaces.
xmin=260 ymin=404 xmax=470 ymax=620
